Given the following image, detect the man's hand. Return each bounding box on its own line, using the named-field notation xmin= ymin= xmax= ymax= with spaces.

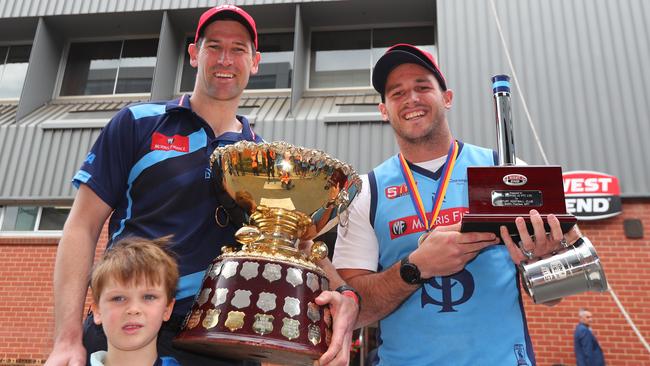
xmin=411 ymin=223 xmax=500 ymax=278
xmin=500 ymin=209 xmax=567 ymax=264
xmin=44 ymin=339 xmax=86 ymax=366
xmin=314 ymin=290 xmax=358 ymax=366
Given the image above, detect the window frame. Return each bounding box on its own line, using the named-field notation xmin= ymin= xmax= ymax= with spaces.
xmin=0 ymin=205 xmax=71 ymax=237
xmin=55 ymin=35 xmax=160 ymax=100
xmin=0 ymin=42 xmax=33 ymax=102
xmin=306 ymin=23 xmax=437 ymax=92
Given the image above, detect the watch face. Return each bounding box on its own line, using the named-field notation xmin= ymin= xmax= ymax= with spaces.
xmin=400 ymin=262 xmax=421 ymax=284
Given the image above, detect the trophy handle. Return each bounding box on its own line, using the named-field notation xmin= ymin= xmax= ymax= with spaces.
xmin=336 ymin=190 xmax=351 ymax=228
xmin=235 ymin=225 xmax=262 ymax=245
xmin=309 ymin=241 xmax=329 ymax=262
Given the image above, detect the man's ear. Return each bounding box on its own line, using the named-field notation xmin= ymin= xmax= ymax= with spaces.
xmin=250 ymin=51 xmax=261 ymax=75
xmin=378 ymin=103 xmax=389 ymax=121
xmin=91 ymin=302 xmax=102 ymax=325
xmin=442 ymin=89 xmax=454 ymax=109
xmin=188 ymin=42 xmax=199 ymax=68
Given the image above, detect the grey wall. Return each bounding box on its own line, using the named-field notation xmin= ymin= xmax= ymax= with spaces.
xmin=16 ymin=18 xmax=64 ymax=121
xmin=438 ymin=0 xmax=650 ymax=197
xmin=151 ymin=11 xmax=183 ymax=101
xmin=290 ymin=4 xmax=308 ymax=114
xmin=0 ymin=0 xmax=340 ymax=18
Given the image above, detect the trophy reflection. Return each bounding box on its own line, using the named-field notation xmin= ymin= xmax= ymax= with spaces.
xmin=461 ymin=75 xmax=607 ymax=303
xmin=174 ymin=141 xmax=361 ymax=365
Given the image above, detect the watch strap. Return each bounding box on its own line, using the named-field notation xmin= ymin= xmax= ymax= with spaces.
xmin=335 ymin=284 xmax=362 ymax=310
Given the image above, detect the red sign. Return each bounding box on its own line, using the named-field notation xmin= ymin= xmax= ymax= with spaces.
xmin=563 ymin=171 xmax=621 ymax=220
xmin=388 ymin=207 xmax=469 ymax=239
xmin=151 ymin=132 xmax=190 ymax=152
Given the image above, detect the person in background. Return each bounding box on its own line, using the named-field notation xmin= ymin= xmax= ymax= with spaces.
xmin=574 ymin=308 xmax=606 ymax=366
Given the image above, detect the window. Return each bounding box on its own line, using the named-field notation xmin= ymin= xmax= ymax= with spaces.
xmin=0 ymin=206 xmax=70 ymax=232
xmin=250 ymin=33 xmax=294 ymax=89
xmin=38 ymin=207 xmax=70 ymax=230
xmin=179 ymin=33 xmax=294 ymax=92
xmin=309 ymin=26 xmax=435 ymax=89
xmin=60 ymin=39 xmax=158 ymax=96
xmin=0 ymin=45 xmax=32 ymax=99
xmin=310 ymin=30 xmax=371 ymax=89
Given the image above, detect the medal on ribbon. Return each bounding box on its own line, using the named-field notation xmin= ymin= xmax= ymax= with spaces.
xmin=398 ymin=140 xmax=459 ymax=245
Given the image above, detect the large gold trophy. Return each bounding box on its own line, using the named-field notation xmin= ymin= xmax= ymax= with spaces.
xmin=174 ymin=141 xmax=361 ymax=365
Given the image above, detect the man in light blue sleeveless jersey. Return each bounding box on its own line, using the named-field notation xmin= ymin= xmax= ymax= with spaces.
xmin=333 ymin=44 xmax=582 ymax=365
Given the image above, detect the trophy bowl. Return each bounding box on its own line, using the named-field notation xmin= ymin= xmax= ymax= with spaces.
xmin=173 ymin=141 xmax=361 ymax=365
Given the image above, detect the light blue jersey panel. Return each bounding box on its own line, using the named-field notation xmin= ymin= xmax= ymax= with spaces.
xmin=371 ymin=142 xmax=534 ymax=366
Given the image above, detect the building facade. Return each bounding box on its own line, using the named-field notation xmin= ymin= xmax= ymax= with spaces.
xmin=0 ymin=0 xmax=649 ymax=365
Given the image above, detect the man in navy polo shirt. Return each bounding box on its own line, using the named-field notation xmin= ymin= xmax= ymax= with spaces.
xmin=46 ymin=5 xmax=357 ymax=366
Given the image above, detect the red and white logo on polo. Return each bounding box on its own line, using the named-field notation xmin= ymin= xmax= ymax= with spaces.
xmin=151 ymin=132 xmax=189 ymax=152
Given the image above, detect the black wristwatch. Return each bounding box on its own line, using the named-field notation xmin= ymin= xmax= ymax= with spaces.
xmin=400 ymin=256 xmax=427 ymax=285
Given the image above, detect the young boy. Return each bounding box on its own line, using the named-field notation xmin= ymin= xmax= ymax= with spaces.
xmin=89 ymin=236 xmax=180 ymax=366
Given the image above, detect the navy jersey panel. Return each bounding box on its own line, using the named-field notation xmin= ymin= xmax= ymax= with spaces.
xmin=73 ymin=106 xmax=137 ymax=208
xmin=73 ymin=95 xmax=262 ymax=316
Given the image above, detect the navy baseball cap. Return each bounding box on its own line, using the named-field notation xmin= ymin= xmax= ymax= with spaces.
xmin=194 ymin=5 xmax=258 ymax=50
xmin=372 ymin=43 xmax=447 ymax=97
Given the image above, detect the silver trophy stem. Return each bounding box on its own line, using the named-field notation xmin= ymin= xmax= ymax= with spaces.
xmin=493 ymin=75 xmax=517 ymax=166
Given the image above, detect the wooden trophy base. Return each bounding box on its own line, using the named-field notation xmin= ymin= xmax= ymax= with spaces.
xmin=173 ymin=332 xmax=319 ymax=365
xmin=460 ymin=165 xmax=576 ymax=238
xmin=173 ymin=255 xmax=330 ymax=366
xmin=460 ymin=213 xmax=576 ymax=238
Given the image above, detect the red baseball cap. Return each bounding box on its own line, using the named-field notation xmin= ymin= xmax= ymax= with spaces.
xmin=194 ymin=5 xmax=258 ymax=50
xmin=372 ymin=43 xmax=447 ymax=96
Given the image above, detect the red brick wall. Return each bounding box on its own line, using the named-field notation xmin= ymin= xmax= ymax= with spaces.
xmin=1 ymin=202 xmax=649 ymax=366
xmin=0 ymin=226 xmax=108 ymax=366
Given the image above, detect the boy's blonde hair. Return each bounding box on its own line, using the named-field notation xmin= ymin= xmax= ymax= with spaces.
xmin=90 ymin=236 xmax=179 ymax=304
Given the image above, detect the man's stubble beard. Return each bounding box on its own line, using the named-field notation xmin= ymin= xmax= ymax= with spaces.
xmin=393 ymin=111 xmax=447 ymax=148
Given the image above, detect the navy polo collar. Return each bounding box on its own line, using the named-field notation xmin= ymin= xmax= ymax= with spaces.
xmin=166 ymin=94 xmax=256 ymax=141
